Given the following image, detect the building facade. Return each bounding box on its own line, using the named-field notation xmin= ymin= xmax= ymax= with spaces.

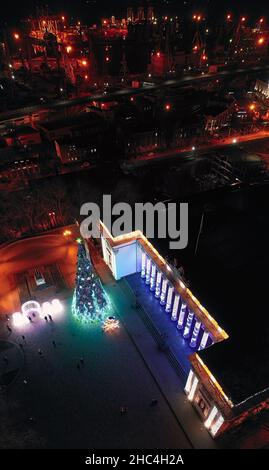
xmin=99 ymin=222 xmax=269 ymax=439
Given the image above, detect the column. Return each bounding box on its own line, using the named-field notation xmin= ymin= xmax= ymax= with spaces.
xmin=155 ymin=271 xmax=162 ymax=298
xmin=145 ymin=256 xmax=151 ymax=285
xmin=141 ymin=251 xmax=146 ymax=278
xmin=204 ymin=405 xmax=218 ymax=429
xmin=165 ymin=285 xmax=174 ymax=313
xmin=171 ymin=294 xmax=180 ymax=321
xmin=150 ymin=264 xmax=157 ymax=291
xmin=199 ymin=329 xmax=209 ymax=350
xmin=183 ymin=311 xmax=194 ymax=338
xmin=190 ymin=319 xmax=201 ymax=348
xmin=210 ymin=413 xmax=224 ymax=437
xmin=184 ymin=369 xmax=194 ymax=394
xmin=177 ymin=302 xmax=187 ymax=329
xmin=160 ymin=277 xmax=168 ymax=306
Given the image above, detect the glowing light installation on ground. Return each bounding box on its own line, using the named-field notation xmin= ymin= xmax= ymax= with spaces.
xmin=12 ymin=312 xmax=30 ymax=327
xmin=72 ymin=243 xmax=113 ymax=323
xmin=12 ymin=299 xmax=64 ymax=326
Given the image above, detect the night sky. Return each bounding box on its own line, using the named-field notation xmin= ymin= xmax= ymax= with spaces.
xmin=2 ymin=1 xmax=269 ymax=26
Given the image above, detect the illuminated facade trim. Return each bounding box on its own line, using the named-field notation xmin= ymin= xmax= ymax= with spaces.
xmin=100 ymin=221 xmax=228 ymax=344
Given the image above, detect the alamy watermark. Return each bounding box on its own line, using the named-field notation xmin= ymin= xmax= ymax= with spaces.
xmin=80 ymin=195 xmax=188 ymax=250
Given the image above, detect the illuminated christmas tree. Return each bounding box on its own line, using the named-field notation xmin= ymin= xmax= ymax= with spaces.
xmin=72 ymin=243 xmax=113 ymax=323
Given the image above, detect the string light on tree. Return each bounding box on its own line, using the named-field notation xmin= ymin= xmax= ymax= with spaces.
xmin=72 ymin=243 xmax=113 ymax=323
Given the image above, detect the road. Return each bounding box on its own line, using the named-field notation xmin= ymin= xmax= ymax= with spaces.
xmin=122 ymin=130 xmax=269 ymax=170
xmin=1 ymin=62 xmax=269 ymax=123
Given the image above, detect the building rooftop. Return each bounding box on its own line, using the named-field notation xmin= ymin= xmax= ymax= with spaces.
xmin=40 ymin=112 xmax=104 ymax=132
xmin=188 ymin=189 xmax=269 ymax=408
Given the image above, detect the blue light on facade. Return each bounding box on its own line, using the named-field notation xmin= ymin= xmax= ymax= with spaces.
xmin=190 ymin=320 xmax=201 ymax=348
xmin=177 ymin=302 xmax=187 ymax=329
xmin=155 ymin=271 xmax=162 ymax=298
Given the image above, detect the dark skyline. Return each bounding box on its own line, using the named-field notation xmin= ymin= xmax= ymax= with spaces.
xmin=2 ymin=1 xmax=269 ymax=25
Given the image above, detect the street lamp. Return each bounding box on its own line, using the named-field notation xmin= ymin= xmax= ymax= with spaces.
xmin=63 ymin=229 xmax=72 ymax=238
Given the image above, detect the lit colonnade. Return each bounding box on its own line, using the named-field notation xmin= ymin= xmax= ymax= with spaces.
xmin=140 ymin=250 xmax=213 ymax=351
xmin=100 ymin=221 xmax=227 ymax=352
